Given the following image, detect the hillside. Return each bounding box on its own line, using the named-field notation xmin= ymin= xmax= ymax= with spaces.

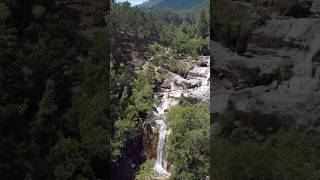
xmin=212 ymin=0 xmax=320 ymax=179
xmin=139 ymin=0 xmax=207 ymax=11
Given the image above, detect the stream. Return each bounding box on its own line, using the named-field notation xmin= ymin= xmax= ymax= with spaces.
xmin=152 ymin=56 xmax=210 ymax=177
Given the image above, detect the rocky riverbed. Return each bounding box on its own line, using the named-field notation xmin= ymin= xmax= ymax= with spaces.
xmin=212 ymin=0 xmax=320 ymax=134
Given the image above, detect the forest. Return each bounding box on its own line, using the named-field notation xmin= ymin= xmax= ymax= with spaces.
xmin=0 ymin=0 xmax=109 ymax=179
xmin=110 ymin=1 xmax=209 ymax=179
xmin=0 ymin=0 xmax=209 ymax=179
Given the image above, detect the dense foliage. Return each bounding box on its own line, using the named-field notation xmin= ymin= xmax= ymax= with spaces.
xmin=0 ymin=0 xmax=209 ymax=179
xmin=212 ymin=128 xmax=320 ymax=180
xmin=212 ymin=106 xmax=320 ymax=180
xmin=135 ymin=160 xmax=156 ymax=180
xmin=140 ymin=0 xmax=208 ymax=12
xmin=110 ymin=1 xmax=209 ymax=179
xmin=109 ymin=60 xmax=158 ymax=178
xmin=167 ymin=103 xmax=210 ymax=180
xmin=0 ymin=0 xmax=110 ymax=179
xmin=111 ymin=1 xmax=209 ymax=57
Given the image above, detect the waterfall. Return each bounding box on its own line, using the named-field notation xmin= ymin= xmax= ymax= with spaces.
xmin=153 ymin=92 xmax=173 ymax=176
xmin=293 ymin=35 xmax=318 ymax=78
xmin=289 ymin=34 xmax=320 ymax=92
xmin=152 ymin=56 xmax=210 ymax=177
xmin=154 ymin=116 xmax=170 ymax=176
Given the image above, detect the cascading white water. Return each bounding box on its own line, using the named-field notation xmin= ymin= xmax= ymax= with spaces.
xmin=153 ymin=56 xmax=210 ymax=177
xmin=289 ymin=34 xmax=320 ymax=92
xmin=293 ymin=35 xmax=320 ymax=78
xmin=153 ymin=92 xmax=174 ymax=176
xmin=154 ymin=116 xmax=170 ymax=176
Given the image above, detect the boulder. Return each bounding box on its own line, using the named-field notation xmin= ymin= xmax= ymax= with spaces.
xmin=188 ymin=67 xmax=209 ymax=78
xmin=211 ymin=93 xmax=231 ymax=113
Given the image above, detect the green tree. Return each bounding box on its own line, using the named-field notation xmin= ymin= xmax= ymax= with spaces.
xmin=135 ymin=160 xmax=156 ymax=180
xmin=166 ymin=103 xmax=209 ymax=180
xmin=49 ymin=137 xmax=94 ymax=179
xmin=198 ymin=9 xmax=209 ymax=39
xmin=132 ymin=68 xmax=156 ymax=116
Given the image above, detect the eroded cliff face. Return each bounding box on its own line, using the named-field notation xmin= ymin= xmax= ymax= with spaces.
xmin=212 ymin=0 xmax=320 ymax=134
xmin=56 ymin=0 xmax=107 ymax=33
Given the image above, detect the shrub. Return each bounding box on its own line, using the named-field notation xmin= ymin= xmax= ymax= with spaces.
xmin=166 ymin=103 xmax=209 ymax=179
xmin=218 ymin=110 xmax=237 ymax=134
xmin=212 ymin=129 xmax=320 ymax=180
xmin=135 ymin=160 xmax=156 ymax=180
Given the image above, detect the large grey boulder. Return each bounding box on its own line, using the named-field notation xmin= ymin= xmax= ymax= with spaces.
xmin=211 ymin=93 xmax=231 ymax=113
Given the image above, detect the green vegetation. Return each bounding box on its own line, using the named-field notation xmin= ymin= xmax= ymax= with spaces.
xmin=0 ymin=0 xmax=209 ymax=179
xmin=110 ymin=2 xmax=209 ymax=179
xmin=211 ymin=1 xmax=320 ymax=179
xmin=110 ymin=59 xmax=157 ymax=178
xmin=111 ymin=1 xmax=209 ymax=57
xmin=148 ymin=43 xmax=191 ymax=77
xmin=135 ymin=160 xmax=156 ymax=180
xmin=140 ymin=0 xmax=208 ymax=11
xmin=212 ymin=0 xmax=254 ymax=53
xmin=212 ymin=129 xmax=320 ymax=180
xmin=0 ymin=0 xmax=110 ymax=179
xmin=166 ymin=103 xmax=210 ymax=180
xmin=110 ymin=2 xmax=162 ymax=40
xmin=172 ymin=23 xmax=208 ymax=57
xmin=212 ymin=107 xmax=320 ymax=180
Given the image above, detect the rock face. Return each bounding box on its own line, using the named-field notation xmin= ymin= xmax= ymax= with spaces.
xmin=212 ymin=0 xmax=320 ymax=131
xmin=161 ymin=56 xmax=210 ymax=101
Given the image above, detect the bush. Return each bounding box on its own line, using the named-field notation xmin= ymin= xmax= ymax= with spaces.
xmin=212 ymin=129 xmax=320 ymax=180
xmin=171 ymin=23 xmax=206 ymax=57
xmin=166 ymin=103 xmax=209 ymax=179
xmin=218 ymin=110 xmax=237 ymax=133
xmin=135 ymin=160 xmax=155 ymax=180
xmin=148 ymin=43 xmax=192 ymax=77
